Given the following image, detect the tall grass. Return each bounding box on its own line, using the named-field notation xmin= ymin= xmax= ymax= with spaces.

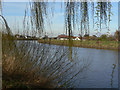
xmin=1 ymin=16 xmax=91 ymax=88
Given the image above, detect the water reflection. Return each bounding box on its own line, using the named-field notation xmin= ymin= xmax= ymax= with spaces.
xmin=16 ymin=41 xmax=118 ymax=88
xmin=15 ymin=40 xmax=92 ymax=88
xmin=110 ymin=64 xmax=116 ymax=88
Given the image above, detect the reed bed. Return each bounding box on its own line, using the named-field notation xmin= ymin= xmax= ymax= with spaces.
xmin=1 ymin=19 xmax=90 ymax=89
xmin=2 ymin=35 xmax=91 ymax=88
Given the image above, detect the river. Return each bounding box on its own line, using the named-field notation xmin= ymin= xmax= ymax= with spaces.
xmin=17 ymin=40 xmax=118 ymax=88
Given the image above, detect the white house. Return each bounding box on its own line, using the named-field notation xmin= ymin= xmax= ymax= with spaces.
xmin=74 ymin=37 xmax=81 ymax=40
xmin=57 ymin=34 xmax=68 ymax=40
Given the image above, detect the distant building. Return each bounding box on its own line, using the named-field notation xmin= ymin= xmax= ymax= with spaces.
xmin=39 ymin=36 xmax=43 ymax=39
xmin=15 ymin=34 xmax=20 ymax=38
xmin=57 ymin=34 xmax=82 ymax=40
xmin=57 ymin=34 xmax=68 ymax=40
xmin=15 ymin=34 xmax=25 ymax=39
xmin=74 ymin=37 xmax=81 ymax=40
xmin=42 ymin=35 xmax=49 ymax=39
xmin=25 ymin=36 xmax=27 ymax=39
xmin=49 ymin=37 xmax=57 ymax=40
xmin=15 ymin=34 xmax=37 ymax=39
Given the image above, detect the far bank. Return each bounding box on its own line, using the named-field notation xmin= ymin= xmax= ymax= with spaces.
xmin=38 ymin=39 xmax=119 ymax=50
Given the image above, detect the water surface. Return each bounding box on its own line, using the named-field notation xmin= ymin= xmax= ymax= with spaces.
xmin=17 ymin=40 xmax=118 ymax=88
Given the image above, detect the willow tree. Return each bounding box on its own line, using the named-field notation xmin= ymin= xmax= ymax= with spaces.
xmin=29 ymin=1 xmax=112 ymax=61
xmin=0 ymin=0 xmax=2 ymax=15
xmin=29 ymin=1 xmax=48 ymax=36
xmin=95 ymin=2 xmax=112 ymax=35
xmin=1 ymin=1 xmax=113 ymax=88
xmin=30 ymin=1 xmax=112 ymax=40
xmin=64 ymin=1 xmax=112 ymax=39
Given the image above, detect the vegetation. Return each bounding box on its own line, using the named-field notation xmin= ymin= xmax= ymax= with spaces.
xmin=38 ymin=39 xmax=118 ymax=50
xmin=114 ymin=30 xmax=119 ymax=41
xmin=30 ymin=2 xmax=113 ymax=41
xmin=38 ymin=30 xmax=119 ymax=50
xmin=1 ymin=15 xmax=90 ymax=89
xmin=2 ymin=34 xmax=90 ymax=88
xmin=0 ymin=0 xmax=117 ymax=89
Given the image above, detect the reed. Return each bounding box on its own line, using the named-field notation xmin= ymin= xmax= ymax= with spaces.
xmin=1 ymin=15 xmax=90 ymax=88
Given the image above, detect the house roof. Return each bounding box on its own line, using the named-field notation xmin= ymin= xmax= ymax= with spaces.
xmin=58 ymin=34 xmax=91 ymax=40
xmin=58 ymin=34 xmax=77 ymax=39
xmin=58 ymin=34 xmax=68 ymax=38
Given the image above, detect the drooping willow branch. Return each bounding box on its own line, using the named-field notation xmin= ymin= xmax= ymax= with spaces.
xmin=95 ymin=2 xmax=112 ymax=34
xmin=30 ymin=1 xmax=112 ymax=38
xmin=80 ymin=2 xmax=89 ymax=35
xmin=0 ymin=15 xmax=12 ymax=35
xmin=30 ymin=1 xmax=48 ymax=36
xmin=108 ymin=2 xmax=112 ymax=33
xmin=0 ymin=0 xmax=2 ymax=14
xmin=64 ymin=1 xmax=112 ymax=38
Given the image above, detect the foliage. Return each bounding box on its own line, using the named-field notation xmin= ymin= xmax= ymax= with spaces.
xmin=1 ymin=15 xmax=90 ymax=88
xmin=99 ymin=34 xmax=107 ymax=41
xmin=38 ymin=39 xmax=118 ymax=50
xmin=95 ymin=2 xmax=112 ymax=33
xmin=0 ymin=0 xmax=2 ymax=14
xmin=29 ymin=2 xmax=48 ymax=36
xmin=114 ymin=30 xmax=119 ymax=41
xmin=0 ymin=0 xmax=114 ymax=88
xmin=29 ymin=1 xmax=112 ymax=40
xmin=84 ymin=34 xmax=89 ymax=37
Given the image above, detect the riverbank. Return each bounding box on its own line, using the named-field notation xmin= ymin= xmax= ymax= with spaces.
xmin=38 ymin=39 xmax=119 ymax=50
xmin=16 ymin=38 xmax=38 ymax=40
xmin=2 ymin=54 xmax=57 ymax=89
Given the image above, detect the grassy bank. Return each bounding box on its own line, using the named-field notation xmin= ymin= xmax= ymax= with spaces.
xmin=16 ymin=38 xmax=38 ymax=40
xmin=38 ymin=39 xmax=119 ymax=50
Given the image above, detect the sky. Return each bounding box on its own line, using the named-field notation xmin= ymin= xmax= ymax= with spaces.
xmin=1 ymin=2 xmax=119 ymax=37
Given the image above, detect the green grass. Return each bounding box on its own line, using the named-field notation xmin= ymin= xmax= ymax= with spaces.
xmin=38 ymin=39 xmax=119 ymax=50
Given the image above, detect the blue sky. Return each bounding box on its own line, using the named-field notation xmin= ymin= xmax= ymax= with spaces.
xmin=1 ymin=2 xmax=118 ymax=37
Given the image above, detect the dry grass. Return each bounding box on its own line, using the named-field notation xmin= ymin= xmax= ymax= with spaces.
xmin=38 ymin=39 xmax=118 ymax=50
xmin=1 ymin=15 xmax=90 ymax=89
xmin=2 ymin=34 xmax=91 ymax=89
